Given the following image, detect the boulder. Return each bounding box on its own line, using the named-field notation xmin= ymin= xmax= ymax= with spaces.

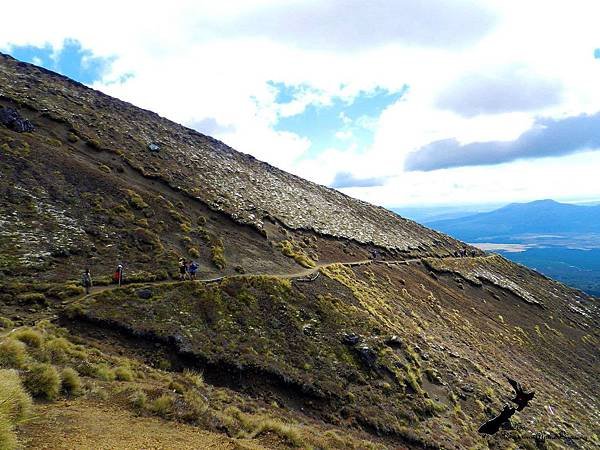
xmin=355 ymin=345 xmax=378 ymax=368
xmin=342 ymin=332 xmax=361 ymax=346
xmin=0 ymin=107 xmax=34 ymax=132
xmin=137 ymin=288 xmax=153 ymax=299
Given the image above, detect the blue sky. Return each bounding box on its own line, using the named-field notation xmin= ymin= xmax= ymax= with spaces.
xmin=8 ymin=39 xmax=113 ymax=84
xmin=2 ymin=1 xmax=600 ymax=207
xmin=270 ymin=82 xmax=407 ymax=158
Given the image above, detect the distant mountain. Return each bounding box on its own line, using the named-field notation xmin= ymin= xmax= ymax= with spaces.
xmin=426 ymin=199 xmax=600 ymax=242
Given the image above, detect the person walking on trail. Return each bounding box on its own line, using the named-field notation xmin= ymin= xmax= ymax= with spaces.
xmin=82 ymin=268 xmax=93 ymax=294
xmin=188 ymin=260 xmax=199 ymax=280
xmin=113 ymin=264 xmax=124 ymax=286
xmin=178 ymin=258 xmax=187 ymax=281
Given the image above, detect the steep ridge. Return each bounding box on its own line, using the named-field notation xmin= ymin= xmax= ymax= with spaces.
xmin=0 ymin=52 xmax=468 ymax=254
xmin=0 ymin=54 xmax=598 ymax=449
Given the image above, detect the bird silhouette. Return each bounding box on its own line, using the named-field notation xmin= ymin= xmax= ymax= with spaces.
xmin=505 ymin=374 xmax=535 ymax=411
xmin=478 ymin=404 xmax=516 ymax=435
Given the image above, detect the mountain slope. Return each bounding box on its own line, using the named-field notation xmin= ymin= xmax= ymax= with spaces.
xmin=0 ymin=54 xmax=598 ymax=449
xmin=427 ymin=199 xmax=600 ymax=242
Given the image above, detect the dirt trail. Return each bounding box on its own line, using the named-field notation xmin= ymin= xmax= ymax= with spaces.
xmin=19 ymin=398 xmax=268 ymax=450
xmin=74 ymin=255 xmax=480 ymax=304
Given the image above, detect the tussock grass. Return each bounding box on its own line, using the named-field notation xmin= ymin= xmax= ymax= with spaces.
xmin=24 ymin=363 xmax=61 ymax=400
xmin=0 ymin=369 xmax=32 ymax=450
xmin=0 ymin=339 xmax=28 ymax=369
xmin=149 ymin=393 xmax=175 ymax=418
xmin=95 ymin=365 xmax=116 ymax=382
xmin=114 ymin=366 xmax=134 ymax=381
xmin=60 ymin=367 xmax=82 ymax=396
xmin=13 ymin=328 xmax=43 ymax=348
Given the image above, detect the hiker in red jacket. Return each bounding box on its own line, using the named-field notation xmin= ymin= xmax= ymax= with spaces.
xmin=113 ymin=264 xmax=124 ymax=286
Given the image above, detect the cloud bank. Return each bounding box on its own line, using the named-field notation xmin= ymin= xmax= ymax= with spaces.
xmin=227 ymin=0 xmax=496 ymax=51
xmin=405 ymin=112 xmax=600 ymax=171
xmin=436 ymin=67 xmax=563 ymax=117
xmin=330 ymin=172 xmax=387 ymax=188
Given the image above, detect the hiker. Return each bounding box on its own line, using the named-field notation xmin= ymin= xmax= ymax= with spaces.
xmin=188 ymin=260 xmax=199 ymax=280
xmin=178 ymin=258 xmax=187 ymax=280
xmin=113 ymin=264 xmax=124 ymax=286
xmin=82 ymin=268 xmax=93 ymax=294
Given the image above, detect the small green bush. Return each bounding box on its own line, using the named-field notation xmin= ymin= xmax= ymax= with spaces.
xmin=13 ymin=329 xmax=43 ymax=348
xmin=129 ymin=389 xmax=148 ymax=409
xmin=211 ymin=239 xmax=226 ymax=269
xmin=114 ymin=366 xmax=134 ymax=381
xmin=149 ymin=393 xmax=175 ymax=418
xmin=0 ymin=317 xmax=14 ymax=329
xmin=181 ymin=390 xmax=208 ymax=422
xmin=43 ymin=337 xmax=72 ymax=364
xmin=95 ymin=365 xmax=116 ymax=381
xmin=61 ymin=367 xmax=82 ymax=396
xmin=182 ymin=369 xmax=204 ymax=388
xmin=188 ymin=247 xmax=200 ymax=258
xmin=24 ymin=363 xmax=61 ymax=400
xmin=124 ymin=189 xmax=149 ymax=210
xmin=16 ymin=293 xmax=46 ymax=304
xmin=0 ymin=369 xmax=32 ymax=450
xmin=0 ymin=369 xmax=32 ymax=421
xmin=0 ymin=339 xmax=28 ymax=368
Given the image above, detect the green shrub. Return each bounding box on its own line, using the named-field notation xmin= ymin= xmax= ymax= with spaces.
xmin=211 ymin=239 xmax=226 ymax=269
xmin=0 ymin=339 xmax=28 ymax=368
xmin=16 ymin=292 xmax=46 ymax=304
xmin=181 ymin=390 xmax=208 ymax=422
xmin=0 ymin=369 xmax=32 ymax=450
xmin=61 ymin=367 xmax=82 ymax=396
xmin=129 ymin=389 xmax=147 ymax=409
xmin=124 ymin=189 xmax=149 ymax=210
xmin=24 ymin=363 xmax=61 ymax=400
xmin=149 ymin=393 xmax=175 ymax=418
xmin=188 ymin=247 xmax=200 ymax=258
xmin=182 ymin=369 xmax=204 ymax=388
xmin=13 ymin=328 xmax=43 ymax=348
xmin=95 ymin=365 xmax=116 ymax=381
xmin=278 ymin=240 xmax=316 ymax=268
xmin=43 ymin=337 xmax=72 ymax=364
xmin=0 ymin=317 xmax=14 ymax=329
xmin=114 ymin=366 xmax=134 ymax=381
xmin=0 ymin=369 xmax=32 ymax=421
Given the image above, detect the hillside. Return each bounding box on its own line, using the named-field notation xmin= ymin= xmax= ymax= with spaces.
xmin=1 ymin=53 xmax=599 ymax=449
xmin=426 ymin=199 xmax=600 ymax=242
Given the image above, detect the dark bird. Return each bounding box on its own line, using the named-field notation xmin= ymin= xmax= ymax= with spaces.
xmin=505 ymin=375 xmax=535 ymax=411
xmin=478 ymin=404 xmax=516 ymax=435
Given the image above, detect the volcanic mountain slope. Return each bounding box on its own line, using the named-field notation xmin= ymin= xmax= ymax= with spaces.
xmin=0 ymin=52 xmax=598 ymax=449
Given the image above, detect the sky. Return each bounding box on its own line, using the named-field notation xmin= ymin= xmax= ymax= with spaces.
xmin=1 ymin=0 xmax=600 ymax=208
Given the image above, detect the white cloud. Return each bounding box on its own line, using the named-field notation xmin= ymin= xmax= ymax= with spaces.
xmin=1 ymin=0 xmax=600 ymax=206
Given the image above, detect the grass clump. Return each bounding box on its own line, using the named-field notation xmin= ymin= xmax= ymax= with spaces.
xmin=95 ymin=365 xmax=116 ymax=381
xmin=0 ymin=339 xmax=28 ymax=369
xmin=129 ymin=389 xmax=148 ymax=409
xmin=16 ymin=292 xmax=46 ymax=304
xmin=124 ymin=189 xmax=149 ymax=210
xmin=60 ymin=367 xmax=82 ymax=396
xmin=211 ymin=238 xmax=226 ymax=269
xmin=278 ymin=240 xmax=316 ymax=268
xmin=114 ymin=366 xmax=134 ymax=381
xmin=43 ymin=337 xmax=73 ymax=364
xmin=0 ymin=317 xmax=14 ymax=329
xmin=13 ymin=328 xmax=43 ymax=348
xmin=0 ymin=369 xmax=32 ymax=450
xmin=24 ymin=363 xmax=61 ymax=400
xmin=149 ymin=393 xmax=175 ymax=418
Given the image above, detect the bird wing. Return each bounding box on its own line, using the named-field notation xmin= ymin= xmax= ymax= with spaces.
xmin=505 ymin=374 xmax=522 ymax=394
